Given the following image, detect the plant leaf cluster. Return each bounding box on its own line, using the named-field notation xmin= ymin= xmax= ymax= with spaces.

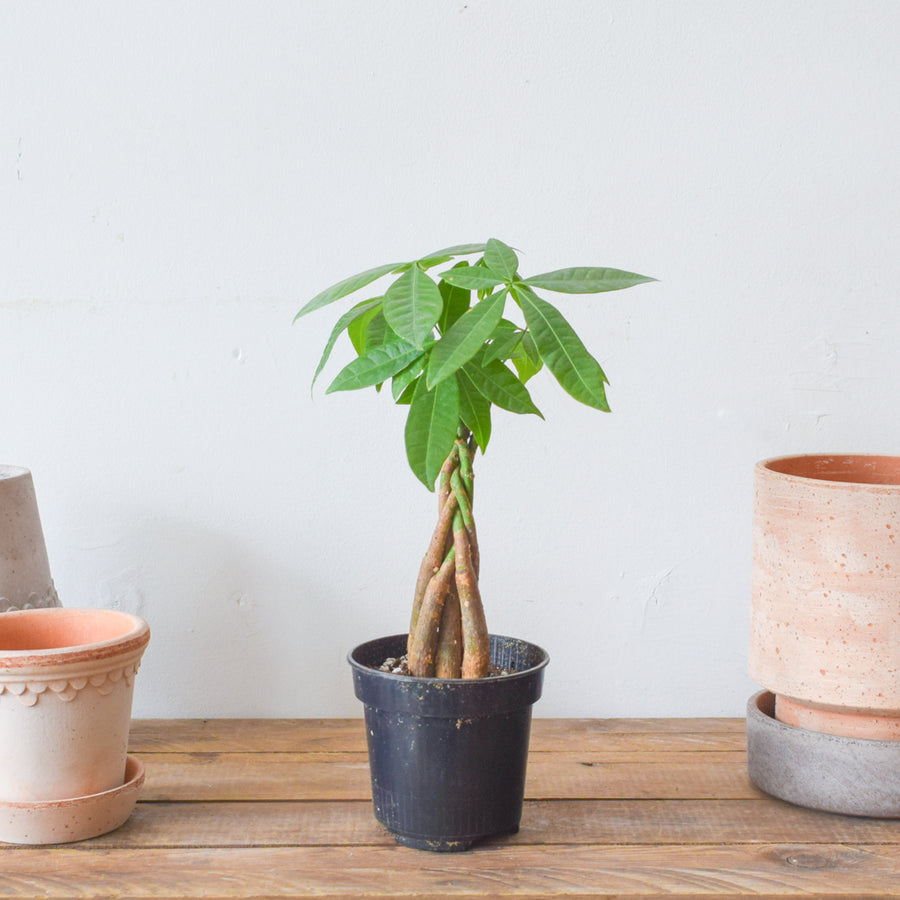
xmin=296 ymin=239 xmax=655 ymax=490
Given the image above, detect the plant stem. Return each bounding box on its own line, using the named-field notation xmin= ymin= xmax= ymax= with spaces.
xmin=409 ymin=485 xmax=458 ymax=645
xmin=434 ymin=587 xmax=462 ymax=678
xmin=450 ymin=465 xmax=479 ymax=578
xmin=407 ymin=424 xmax=489 ymax=679
xmin=407 ymin=546 xmax=456 ymax=676
xmin=454 ymin=507 xmax=489 ymax=678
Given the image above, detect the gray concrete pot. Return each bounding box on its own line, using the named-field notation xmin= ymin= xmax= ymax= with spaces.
xmin=746 ymin=691 xmax=900 ymax=818
xmin=0 ymin=467 xmax=60 ymax=613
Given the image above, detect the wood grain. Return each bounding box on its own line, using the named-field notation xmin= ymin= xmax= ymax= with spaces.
xmin=134 ymin=750 xmax=757 ymax=802
xmin=0 ymin=844 xmax=897 ymax=898
xmin=0 ymin=718 xmax=896 ymax=899
xmin=128 ymin=717 xmax=747 ymax=753
xmin=86 ymin=799 xmax=900 ymax=849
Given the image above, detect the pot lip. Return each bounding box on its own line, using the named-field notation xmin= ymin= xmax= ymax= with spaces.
xmin=0 ymin=465 xmax=30 ymax=481
xmin=348 ymin=632 xmax=549 ymax=684
xmin=0 ymin=608 xmax=150 ymax=669
xmin=756 ymin=452 xmax=900 ymax=488
xmin=748 ymin=690 xmax=900 ymax=749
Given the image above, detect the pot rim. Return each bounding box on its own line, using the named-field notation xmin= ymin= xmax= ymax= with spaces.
xmin=0 ymin=608 xmax=150 ymax=669
xmin=757 ymin=453 xmax=900 ymax=488
xmin=0 ymin=465 xmax=31 ymax=480
xmin=348 ymin=632 xmax=549 ymax=685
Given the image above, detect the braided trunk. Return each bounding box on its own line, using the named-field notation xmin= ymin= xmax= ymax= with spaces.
xmin=407 ymin=428 xmax=489 ymax=679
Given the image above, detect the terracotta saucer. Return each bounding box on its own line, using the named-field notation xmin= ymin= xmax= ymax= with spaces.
xmin=0 ymin=754 xmax=144 ymax=844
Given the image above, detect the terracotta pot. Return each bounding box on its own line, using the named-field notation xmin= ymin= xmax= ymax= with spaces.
xmin=0 ymin=466 xmax=60 ymax=612
xmin=0 ymin=608 xmax=150 ymax=807
xmin=749 ymin=454 xmax=900 ymax=740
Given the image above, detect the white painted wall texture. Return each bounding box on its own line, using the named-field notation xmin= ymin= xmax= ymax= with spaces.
xmin=1 ymin=2 xmax=898 ymax=717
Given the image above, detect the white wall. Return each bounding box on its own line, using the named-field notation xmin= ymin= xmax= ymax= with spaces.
xmin=1 ymin=1 xmax=897 ymax=718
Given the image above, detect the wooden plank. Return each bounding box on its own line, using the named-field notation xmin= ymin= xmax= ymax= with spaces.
xmin=1 ymin=718 xmax=896 ymax=899
xmin=128 ymin=718 xmax=747 ymax=754
xmin=136 ymin=752 xmax=370 ymax=801
xmin=0 ymin=843 xmax=896 ymax=898
xmin=134 ymin=752 xmax=757 ymax=802
xmin=532 ymin=718 xmax=746 ymax=743
xmin=128 ymin=719 xmax=367 ymax=753
xmin=79 ymin=799 xmax=900 ymax=850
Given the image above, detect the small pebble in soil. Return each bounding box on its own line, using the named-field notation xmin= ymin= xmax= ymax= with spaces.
xmin=377 ymin=654 xmax=511 ymax=677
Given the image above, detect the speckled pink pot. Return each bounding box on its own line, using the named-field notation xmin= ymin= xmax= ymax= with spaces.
xmin=0 ymin=608 xmax=150 ymax=806
xmin=749 ymin=454 xmax=900 ymax=740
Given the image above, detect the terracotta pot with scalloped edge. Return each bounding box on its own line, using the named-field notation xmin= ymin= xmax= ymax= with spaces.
xmin=0 ymin=607 xmax=149 ymax=843
xmin=749 ymin=454 xmax=900 ymax=739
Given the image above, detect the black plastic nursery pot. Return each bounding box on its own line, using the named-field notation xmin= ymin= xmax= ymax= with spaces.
xmin=349 ymin=633 xmax=548 ymax=852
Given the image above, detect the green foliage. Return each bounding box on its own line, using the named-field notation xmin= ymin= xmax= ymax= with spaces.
xmin=297 ymin=240 xmax=655 ymax=489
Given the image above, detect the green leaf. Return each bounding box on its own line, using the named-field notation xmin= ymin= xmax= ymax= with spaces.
xmin=423 ymin=242 xmax=487 ymax=259
xmin=295 ymin=261 xmax=407 ymax=321
xmin=523 ymin=267 xmax=656 ymax=294
xmin=394 ymin=377 xmax=418 ymax=405
xmin=457 ymin=369 xmax=492 ymax=452
xmin=439 ymin=266 xmax=505 ymax=291
xmin=405 ymin=376 xmax=460 ymax=489
xmin=326 ymin=339 xmax=425 ymax=394
xmin=383 ymin=265 xmax=444 ymax=347
xmin=347 ymin=304 xmax=384 ymax=356
xmin=311 ymin=297 xmax=382 ymax=389
xmin=482 ymin=319 xmax=522 ymax=365
xmin=484 ymin=238 xmax=518 ymax=280
xmin=513 ymin=285 xmax=609 ymax=410
xmin=463 ymin=357 xmax=543 ymax=418
xmin=513 ymin=331 xmax=543 ymax=382
xmin=426 ymin=289 xmax=506 ymax=389
xmin=438 ymin=263 xmax=472 ymax=333
xmin=418 ymin=243 xmax=486 ymax=269
xmin=512 ymin=348 xmax=543 ymax=383
xmin=363 ymin=311 xmax=391 ymax=350
xmin=392 ymin=356 xmax=425 ymax=402
xmin=521 ymin=330 xmax=541 ymax=366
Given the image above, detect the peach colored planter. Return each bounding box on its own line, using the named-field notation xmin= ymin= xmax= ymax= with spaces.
xmin=0 ymin=756 xmax=146 ymax=845
xmin=749 ymin=454 xmax=900 ymax=740
xmin=0 ymin=466 xmax=60 ymax=612
xmin=0 ymin=608 xmax=149 ymax=842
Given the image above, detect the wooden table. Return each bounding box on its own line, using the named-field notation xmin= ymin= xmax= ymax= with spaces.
xmin=0 ymin=718 xmax=898 ymax=898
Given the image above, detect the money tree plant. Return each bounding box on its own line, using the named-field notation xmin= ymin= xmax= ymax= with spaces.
xmin=296 ymin=239 xmax=654 ymax=680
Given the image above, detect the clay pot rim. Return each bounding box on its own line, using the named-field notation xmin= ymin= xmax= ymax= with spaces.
xmin=0 ymin=608 xmax=150 ymax=669
xmin=758 ymin=453 xmax=900 ymax=488
xmin=0 ymin=465 xmax=30 ymax=480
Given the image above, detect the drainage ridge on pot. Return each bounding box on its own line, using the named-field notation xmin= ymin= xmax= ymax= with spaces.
xmin=0 ymin=607 xmax=150 ymax=805
xmin=349 ymin=633 xmax=548 ymax=852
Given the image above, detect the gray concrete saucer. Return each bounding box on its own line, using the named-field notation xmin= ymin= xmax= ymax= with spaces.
xmin=746 ymin=690 xmax=900 ymax=818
